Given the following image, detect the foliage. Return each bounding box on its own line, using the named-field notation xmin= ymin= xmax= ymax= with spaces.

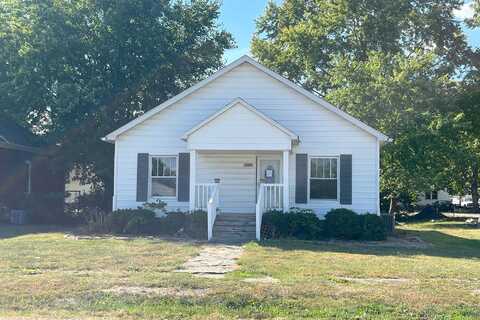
xmin=23 ymin=192 xmax=67 ymax=225
xmin=142 ymin=200 xmax=167 ymax=213
xmin=252 ymin=0 xmax=468 ymax=94
xmin=251 ymin=0 xmax=480 ymax=214
xmin=107 ymin=208 xmax=156 ymax=234
xmin=262 ymin=208 xmax=324 ymax=240
xmin=360 ymin=214 xmax=387 ymax=241
xmin=0 ymin=0 xmax=234 ymax=196
xmin=87 ymin=208 xmax=207 ymax=239
xmin=324 ymin=209 xmax=363 ymax=240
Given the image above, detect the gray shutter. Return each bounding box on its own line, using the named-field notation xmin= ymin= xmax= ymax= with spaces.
xmin=177 ymin=153 xmax=190 ymax=202
xmin=340 ymin=154 xmax=352 ymax=205
xmin=136 ymin=153 xmax=149 ymax=202
xmin=295 ymin=154 xmax=308 ymax=204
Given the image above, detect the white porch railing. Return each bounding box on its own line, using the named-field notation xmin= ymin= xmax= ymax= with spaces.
xmin=206 ymin=184 xmax=220 ymax=241
xmin=195 ymin=183 xmax=218 ymax=210
xmin=256 ymin=183 xmax=284 ymax=241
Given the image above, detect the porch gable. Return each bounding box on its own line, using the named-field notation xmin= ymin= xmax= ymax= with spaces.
xmin=182 ymin=98 xmax=299 ymax=151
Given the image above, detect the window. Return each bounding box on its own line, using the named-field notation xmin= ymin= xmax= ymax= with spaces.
xmin=425 ymin=191 xmax=438 ymax=200
xmin=25 ymin=161 xmax=31 ymax=194
xmin=310 ymin=157 xmax=338 ymax=200
xmin=151 ymin=156 xmax=177 ymax=197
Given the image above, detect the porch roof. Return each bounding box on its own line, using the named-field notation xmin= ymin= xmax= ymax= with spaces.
xmin=182 ymin=98 xmax=299 ymax=151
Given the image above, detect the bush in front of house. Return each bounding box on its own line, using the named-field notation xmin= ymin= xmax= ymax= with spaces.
xmin=324 ymin=208 xmax=363 ymax=240
xmin=86 ymin=207 xmax=207 ymax=239
xmin=262 ymin=208 xmax=387 ymax=241
xmin=360 ymin=213 xmax=387 ymax=241
xmin=262 ymin=208 xmax=324 ymax=240
xmin=25 ymin=192 xmax=67 ymax=224
xmin=325 ymin=208 xmax=387 ymax=241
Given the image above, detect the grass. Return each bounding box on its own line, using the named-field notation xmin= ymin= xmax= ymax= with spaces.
xmin=0 ymin=221 xmax=479 ymax=319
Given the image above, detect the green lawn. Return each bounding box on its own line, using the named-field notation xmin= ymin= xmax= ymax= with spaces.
xmin=0 ymin=221 xmax=479 ymax=319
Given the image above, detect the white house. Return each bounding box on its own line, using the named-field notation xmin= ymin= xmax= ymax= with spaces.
xmin=415 ymin=190 xmax=452 ymax=207
xmin=103 ymin=56 xmax=389 ymax=241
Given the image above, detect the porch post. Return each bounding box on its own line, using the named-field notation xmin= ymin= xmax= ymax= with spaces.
xmin=189 ymin=150 xmax=196 ymax=211
xmin=283 ymin=150 xmax=289 ymax=212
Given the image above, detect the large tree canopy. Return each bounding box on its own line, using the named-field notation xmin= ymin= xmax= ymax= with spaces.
xmin=252 ymin=0 xmax=469 ymax=94
xmin=0 ymin=0 xmax=234 ymax=204
xmin=252 ymin=0 xmax=478 ymax=212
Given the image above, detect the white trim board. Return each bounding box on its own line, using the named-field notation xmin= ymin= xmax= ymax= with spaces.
xmin=182 ymin=98 xmax=299 ymax=142
xmin=103 ymin=55 xmax=390 ymax=143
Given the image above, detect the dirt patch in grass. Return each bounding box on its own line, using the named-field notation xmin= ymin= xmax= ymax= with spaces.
xmin=103 ymin=286 xmax=210 ymax=297
xmin=243 ymin=276 xmax=279 ymax=284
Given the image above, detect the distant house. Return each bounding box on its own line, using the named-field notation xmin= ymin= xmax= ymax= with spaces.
xmin=415 ymin=190 xmax=452 ymax=206
xmin=103 ymin=55 xmax=390 ymax=241
xmin=0 ymin=119 xmax=64 ymax=212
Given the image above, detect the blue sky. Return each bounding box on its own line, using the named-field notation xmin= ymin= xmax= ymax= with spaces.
xmin=219 ymin=0 xmax=480 ymax=63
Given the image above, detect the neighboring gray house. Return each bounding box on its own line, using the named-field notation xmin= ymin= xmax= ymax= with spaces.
xmin=103 ymin=56 xmax=389 ymax=241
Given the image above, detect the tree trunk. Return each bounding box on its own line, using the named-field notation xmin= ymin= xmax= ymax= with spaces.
xmin=388 ymin=196 xmax=399 ymax=215
xmin=472 ymin=161 xmax=479 ymax=213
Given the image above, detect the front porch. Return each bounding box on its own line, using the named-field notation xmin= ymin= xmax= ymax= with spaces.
xmin=181 ymin=98 xmax=299 ymax=241
xmin=188 ymin=150 xmax=291 ymax=241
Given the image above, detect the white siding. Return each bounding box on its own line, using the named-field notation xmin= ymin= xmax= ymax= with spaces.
xmin=415 ymin=190 xmax=451 ymax=206
xmin=197 ymin=152 xmax=256 ymax=213
xmin=188 ymin=102 xmax=292 ymax=150
xmin=114 ymin=62 xmax=379 ymax=215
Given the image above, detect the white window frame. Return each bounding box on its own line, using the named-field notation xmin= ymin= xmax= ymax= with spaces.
xmin=308 ymin=156 xmax=340 ymax=202
xmin=425 ymin=190 xmax=438 ymax=200
xmin=149 ymin=155 xmax=178 ymax=200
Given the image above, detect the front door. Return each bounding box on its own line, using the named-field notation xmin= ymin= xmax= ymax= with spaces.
xmin=257 ymin=156 xmax=282 ymax=192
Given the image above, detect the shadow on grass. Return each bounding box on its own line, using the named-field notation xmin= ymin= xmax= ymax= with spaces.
xmin=259 ymin=228 xmax=480 ymax=260
xmin=0 ymin=223 xmax=208 ymax=246
xmin=0 ymin=223 xmax=72 ymax=239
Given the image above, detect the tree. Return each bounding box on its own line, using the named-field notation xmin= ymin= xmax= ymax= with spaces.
xmin=252 ymin=0 xmax=468 ymax=94
xmin=325 ymin=51 xmax=457 ymax=212
xmin=0 ymin=0 xmax=234 ymax=208
xmin=251 ymin=0 xmax=467 ymax=213
xmin=436 ymin=85 xmax=480 ymax=211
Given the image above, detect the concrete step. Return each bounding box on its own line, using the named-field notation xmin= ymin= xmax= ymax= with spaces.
xmin=212 ymin=213 xmax=256 ymax=243
xmin=215 ymin=214 xmax=255 ymax=221
xmin=213 ymin=227 xmax=256 ymax=233
xmin=214 ymin=220 xmax=256 ymax=226
xmin=214 ymin=231 xmax=256 ymax=238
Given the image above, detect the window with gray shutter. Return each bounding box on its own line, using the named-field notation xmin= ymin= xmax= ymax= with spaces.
xmin=295 ymin=154 xmax=308 ymax=204
xmin=310 ymin=157 xmax=338 ymax=200
xmin=150 ymin=156 xmax=177 ymax=197
xmin=136 ymin=153 xmax=149 ymax=202
xmin=340 ymin=154 xmax=352 ymax=205
xmin=177 ymin=153 xmax=190 ymax=202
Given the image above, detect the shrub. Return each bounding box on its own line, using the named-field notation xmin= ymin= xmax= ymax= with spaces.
xmin=324 ymin=208 xmax=362 ymax=240
xmin=86 ymin=208 xmax=207 ymax=239
xmin=360 ymin=214 xmax=387 ymax=241
xmin=25 ymin=192 xmax=66 ymax=224
xmin=262 ymin=208 xmax=324 ymax=240
xmin=184 ymin=210 xmax=207 ymax=239
xmin=110 ymin=208 xmax=156 ymax=234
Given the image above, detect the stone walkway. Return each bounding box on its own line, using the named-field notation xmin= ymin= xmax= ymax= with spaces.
xmin=176 ymin=244 xmax=244 ymax=278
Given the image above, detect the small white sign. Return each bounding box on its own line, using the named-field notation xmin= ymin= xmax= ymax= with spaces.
xmin=265 ymin=169 xmax=273 ymax=178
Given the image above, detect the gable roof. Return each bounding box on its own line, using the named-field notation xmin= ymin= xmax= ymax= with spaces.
xmin=0 ymin=118 xmax=44 ymax=153
xmin=103 ymin=55 xmax=389 ymax=142
xmin=182 ymin=98 xmax=299 ymax=142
